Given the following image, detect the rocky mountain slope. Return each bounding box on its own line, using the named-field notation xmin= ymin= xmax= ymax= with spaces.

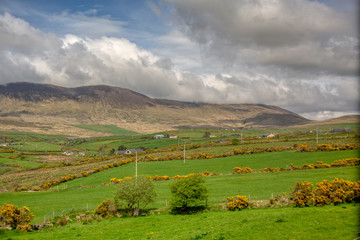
xmin=0 ymin=82 xmax=311 ymax=136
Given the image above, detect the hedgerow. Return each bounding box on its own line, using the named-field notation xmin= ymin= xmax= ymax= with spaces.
xmin=232 ymin=158 xmax=359 ymax=176
xmin=290 ymin=178 xmax=360 ymax=207
xmin=109 ymin=171 xmax=218 ymax=184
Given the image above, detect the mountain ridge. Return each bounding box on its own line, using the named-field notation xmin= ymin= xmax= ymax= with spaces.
xmin=0 ymin=82 xmax=312 ymax=136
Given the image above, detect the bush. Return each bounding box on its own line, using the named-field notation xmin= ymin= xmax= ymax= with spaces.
xmin=94 ymin=199 xmax=118 ymax=218
xmin=290 ymin=181 xmax=314 ymax=207
xmin=314 ymin=178 xmax=358 ymax=206
xmin=0 ymin=203 xmax=34 ymax=232
xmin=291 ymin=178 xmax=359 ymax=207
xmin=114 ymin=177 xmax=156 ymax=216
xmin=232 ymin=167 xmax=253 ymax=174
xmin=169 ymin=175 xmax=208 ymax=213
xmin=226 ymin=195 xmax=249 ymax=210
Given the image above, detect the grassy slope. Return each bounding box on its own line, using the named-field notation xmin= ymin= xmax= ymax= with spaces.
xmin=74 ymin=125 xmax=138 ymax=136
xmin=2 ymin=204 xmax=359 ymax=240
xmin=12 ymin=142 xmax=62 ymax=151
xmin=60 ymin=150 xmax=359 ymax=188
xmin=1 ymin=166 xmax=358 ymax=224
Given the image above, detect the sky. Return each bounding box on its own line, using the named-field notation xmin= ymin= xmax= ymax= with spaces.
xmin=0 ymin=0 xmax=358 ymax=120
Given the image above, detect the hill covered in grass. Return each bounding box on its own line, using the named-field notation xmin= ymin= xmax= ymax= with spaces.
xmin=0 ymin=82 xmax=310 ymax=136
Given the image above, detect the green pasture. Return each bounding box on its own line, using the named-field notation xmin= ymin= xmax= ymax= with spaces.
xmin=2 ymin=204 xmax=359 ymax=240
xmin=75 ymin=137 xmax=181 ymax=151
xmin=0 ymin=125 xmax=359 ymax=239
xmin=12 ymin=142 xmax=62 ymax=151
xmin=58 ymin=150 xmax=359 ymax=188
xmin=1 ymin=166 xmax=358 ymax=224
xmin=0 ymin=153 xmax=42 ymax=168
xmin=0 ymin=131 xmax=67 ymax=141
xmin=74 ymin=125 xmax=138 ymax=136
xmin=183 ymin=137 xmax=359 ymax=156
xmin=0 ymin=158 xmax=42 ymax=168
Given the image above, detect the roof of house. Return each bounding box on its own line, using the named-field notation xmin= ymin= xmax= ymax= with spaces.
xmin=118 ymin=148 xmax=143 ymax=155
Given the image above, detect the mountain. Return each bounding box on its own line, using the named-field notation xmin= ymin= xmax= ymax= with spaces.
xmin=0 ymin=82 xmax=311 ymax=136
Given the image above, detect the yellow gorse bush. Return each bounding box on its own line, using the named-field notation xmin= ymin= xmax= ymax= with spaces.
xmin=291 ymin=178 xmax=359 ymax=207
xmin=110 ymin=171 xmax=218 ymax=184
xmin=226 ymin=195 xmax=249 ymax=210
xmin=232 ymin=167 xmax=253 ymax=174
xmin=0 ymin=203 xmax=34 ymax=232
xmin=94 ymin=199 xmax=118 ymax=218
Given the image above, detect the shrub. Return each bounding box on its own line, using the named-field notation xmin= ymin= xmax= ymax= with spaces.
xmin=114 ymin=177 xmax=156 ymax=216
xmin=94 ymin=199 xmax=118 ymax=218
xmin=169 ymin=175 xmax=208 ymax=213
xmin=290 ymin=181 xmax=314 ymax=207
xmin=314 ymin=178 xmax=358 ymax=206
xmin=0 ymin=203 xmax=34 ymax=232
xmin=330 ymin=158 xmax=360 ymax=167
xmin=296 ymin=144 xmax=312 ymax=152
xmin=291 ymin=178 xmax=359 ymax=207
xmin=232 ymin=167 xmax=253 ymax=174
xmin=226 ymin=195 xmax=249 ymax=210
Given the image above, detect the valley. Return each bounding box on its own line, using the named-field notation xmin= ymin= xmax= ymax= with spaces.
xmin=0 ymin=121 xmax=359 ymax=239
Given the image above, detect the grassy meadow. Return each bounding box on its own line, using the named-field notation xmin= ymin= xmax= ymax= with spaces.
xmin=0 ymin=124 xmax=359 ymax=239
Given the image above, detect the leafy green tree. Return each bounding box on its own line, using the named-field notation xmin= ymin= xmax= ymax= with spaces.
xmin=118 ymin=145 xmax=127 ymax=151
xmin=114 ymin=177 xmax=156 ymax=216
xmin=203 ymin=131 xmax=211 ymax=138
xmin=232 ymin=138 xmax=240 ymax=145
xmin=169 ymin=175 xmax=208 ymax=213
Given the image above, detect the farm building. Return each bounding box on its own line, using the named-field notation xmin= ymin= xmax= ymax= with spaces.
xmin=330 ymin=129 xmax=352 ymax=133
xmin=260 ymin=133 xmax=278 ymax=138
xmin=118 ymin=148 xmax=143 ymax=155
xmin=62 ymin=151 xmax=74 ymax=156
xmin=153 ymin=134 xmax=165 ymax=139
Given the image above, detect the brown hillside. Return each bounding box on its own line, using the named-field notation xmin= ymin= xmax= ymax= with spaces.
xmin=0 ymin=82 xmax=311 ymax=136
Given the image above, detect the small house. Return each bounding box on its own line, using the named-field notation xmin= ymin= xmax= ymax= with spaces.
xmin=330 ymin=129 xmax=346 ymax=133
xmin=169 ymin=135 xmax=178 ymax=139
xmin=118 ymin=148 xmax=143 ymax=155
xmin=260 ymin=133 xmax=278 ymax=138
xmin=153 ymin=134 xmax=165 ymax=139
xmin=62 ymin=151 xmax=74 ymax=156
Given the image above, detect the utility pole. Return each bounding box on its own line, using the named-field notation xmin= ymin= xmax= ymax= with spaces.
xmin=183 ymin=142 xmax=186 ymax=164
xmin=316 ymin=127 xmax=318 ymax=145
xmin=135 ymin=151 xmax=138 ymax=178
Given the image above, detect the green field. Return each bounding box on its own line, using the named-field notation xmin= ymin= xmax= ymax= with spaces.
xmin=1 ymin=204 xmax=359 ymax=240
xmin=56 ymin=150 xmax=359 ymax=188
xmin=0 ymin=126 xmax=359 ymax=239
xmin=1 ymin=166 xmax=358 ymax=224
xmin=12 ymin=142 xmax=62 ymax=151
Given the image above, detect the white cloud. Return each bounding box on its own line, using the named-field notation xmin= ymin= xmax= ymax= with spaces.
xmin=0 ymin=11 xmax=358 ymax=120
xmin=168 ymin=0 xmax=359 ymax=76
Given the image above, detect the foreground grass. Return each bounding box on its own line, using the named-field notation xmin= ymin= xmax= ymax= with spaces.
xmin=1 ymin=166 xmax=358 ymax=224
xmin=1 ymin=204 xmax=359 ymax=240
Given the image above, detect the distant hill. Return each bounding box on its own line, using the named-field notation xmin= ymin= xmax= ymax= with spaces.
xmin=0 ymin=82 xmax=311 ymax=136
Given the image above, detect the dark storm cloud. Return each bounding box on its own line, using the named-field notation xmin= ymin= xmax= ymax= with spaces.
xmin=168 ymin=0 xmax=359 ymax=76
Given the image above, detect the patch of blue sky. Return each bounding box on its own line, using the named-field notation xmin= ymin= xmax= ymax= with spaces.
xmin=0 ymin=0 xmax=172 ymax=43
